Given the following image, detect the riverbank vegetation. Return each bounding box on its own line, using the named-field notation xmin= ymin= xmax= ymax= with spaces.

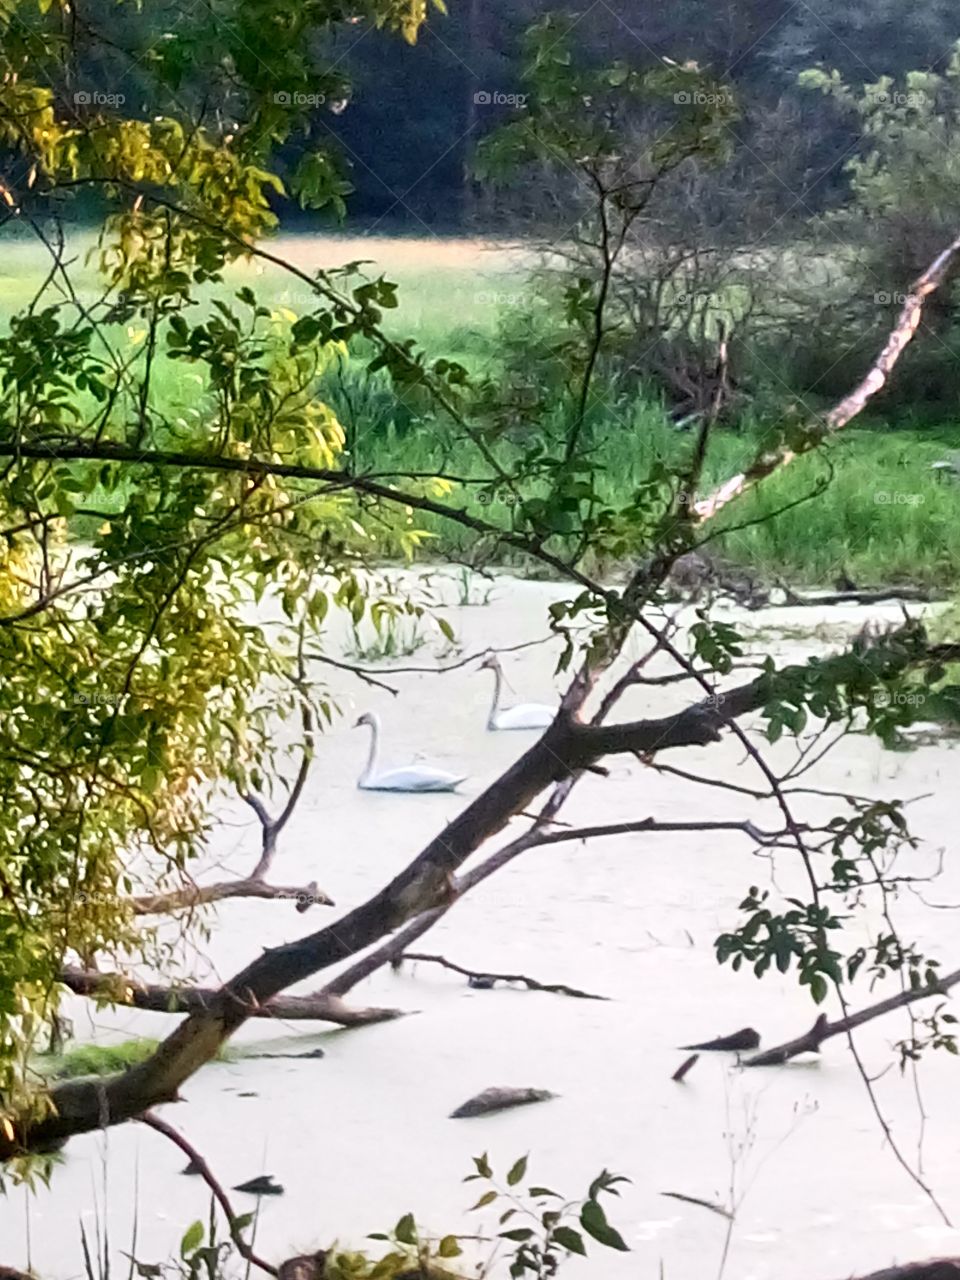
xmin=2 ymin=1 xmax=960 ymax=1277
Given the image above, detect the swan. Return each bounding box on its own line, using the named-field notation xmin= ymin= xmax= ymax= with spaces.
xmin=479 ymin=652 xmax=556 ymax=731
xmin=354 ymin=711 xmax=468 ymax=792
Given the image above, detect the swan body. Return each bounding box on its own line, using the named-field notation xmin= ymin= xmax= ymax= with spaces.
xmin=479 ymin=652 xmax=556 ymax=732
xmin=354 ymin=712 xmax=467 ymax=792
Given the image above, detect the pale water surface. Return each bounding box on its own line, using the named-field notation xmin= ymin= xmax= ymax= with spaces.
xmin=3 ymin=574 xmax=959 ymax=1280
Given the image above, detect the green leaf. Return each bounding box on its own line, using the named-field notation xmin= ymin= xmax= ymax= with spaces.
xmin=552 ymin=1226 xmax=586 ymax=1255
xmin=809 ymin=972 xmax=829 ymax=1004
xmin=180 ymin=1221 xmax=205 ymax=1258
xmin=394 ymin=1213 xmax=417 ymax=1245
xmin=500 ymin=1228 xmax=535 ymax=1242
xmin=469 ymin=1190 xmax=498 ymax=1211
xmin=438 ymin=1236 xmax=462 ymax=1258
xmin=506 ymin=1155 xmax=528 ymax=1187
xmin=580 ymin=1199 xmax=629 ymax=1251
xmin=472 ymin=1153 xmax=493 ymax=1179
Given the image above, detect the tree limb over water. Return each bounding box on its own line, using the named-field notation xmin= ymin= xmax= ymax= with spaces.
xmin=3 ymin=225 xmax=960 ymax=1165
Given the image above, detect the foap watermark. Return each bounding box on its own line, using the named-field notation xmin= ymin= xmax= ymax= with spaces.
xmin=474 ymin=290 xmax=530 ymax=307
xmin=674 ymin=90 xmax=734 ymax=106
xmin=74 ymin=89 xmax=126 ymax=107
xmin=74 ymin=690 xmax=123 ymax=707
xmin=477 ymin=486 xmax=523 ymax=507
xmin=875 ymin=290 xmax=910 ymax=306
xmin=874 ymin=490 xmax=925 ymax=507
xmin=867 ymin=89 xmax=928 ymax=109
xmin=274 ymin=90 xmax=326 ymax=107
xmin=873 ymin=689 xmax=927 ymax=709
xmin=474 ymin=90 xmax=528 ymax=107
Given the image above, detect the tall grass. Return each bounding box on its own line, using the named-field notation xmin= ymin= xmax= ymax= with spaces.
xmin=358 ymin=402 xmax=960 ymax=587
xmin=2 ymin=231 xmax=958 ymax=587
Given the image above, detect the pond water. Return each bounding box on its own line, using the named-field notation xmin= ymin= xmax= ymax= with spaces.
xmin=3 ymin=573 xmax=959 ymax=1280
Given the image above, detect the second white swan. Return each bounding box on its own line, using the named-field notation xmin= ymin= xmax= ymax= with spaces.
xmin=479 ymin=652 xmax=556 ymax=731
xmin=354 ymin=711 xmax=468 ymax=792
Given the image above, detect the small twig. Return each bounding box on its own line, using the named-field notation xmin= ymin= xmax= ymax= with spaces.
xmin=671 ymin=1054 xmax=699 ymax=1083
xmin=660 ymin=1190 xmax=733 ymax=1220
xmin=306 ymin=634 xmax=555 ymax=680
xmin=138 ymin=1113 xmax=278 ymax=1277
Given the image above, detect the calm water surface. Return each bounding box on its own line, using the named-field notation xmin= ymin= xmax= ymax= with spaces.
xmin=4 ymin=575 xmax=959 ymax=1280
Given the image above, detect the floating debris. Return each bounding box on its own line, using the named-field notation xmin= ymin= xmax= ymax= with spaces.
xmin=679 ymin=1027 xmax=760 ymax=1052
xmin=671 ymin=1054 xmax=699 ymax=1082
xmin=450 ymin=1086 xmax=556 ymax=1119
xmin=233 ymin=1175 xmax=285 ymax=1196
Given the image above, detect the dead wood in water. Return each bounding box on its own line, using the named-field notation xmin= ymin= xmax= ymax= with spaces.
xmin=745 ymin=966 xmax=960 ymax=1067
xmin=450 ymin=1086 xmax=556 ymax=1119
xmin=775 ymin=585 xmax=939 ymax=608
xmin=829 ymin=1261 xmax=960 ymax=1280
xmin=396 ymin=951 xmax=609 ymax=1000
xmin=60 ymin=968 xmax=405 ymax=1027
xmin=671 ymin=1054 xmax=699 ymax=1082
xmin=680 ymin=1027 xmax=760 ymax=1052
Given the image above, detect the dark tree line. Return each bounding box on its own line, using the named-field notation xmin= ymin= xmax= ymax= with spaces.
xmin=321 ymin=0 xmax=960 ymax=228
xmin=20 ymin=0 xmax=960 ymax=231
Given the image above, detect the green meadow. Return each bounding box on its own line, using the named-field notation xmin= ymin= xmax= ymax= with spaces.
xmin=2 ymin=231 xmax=958 ymax=589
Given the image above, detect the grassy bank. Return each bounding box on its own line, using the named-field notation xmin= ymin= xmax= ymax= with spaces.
xmin=359 ymin=407 xmax=960 ymax=588
xmin=2 ymin=232 xmax=958 ymax=588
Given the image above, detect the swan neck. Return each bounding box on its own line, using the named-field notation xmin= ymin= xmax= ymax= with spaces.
xmin=487 ymin=664 xmax=503 ymax=729
xmin=359 ymin=718 xmax=380 ymax=784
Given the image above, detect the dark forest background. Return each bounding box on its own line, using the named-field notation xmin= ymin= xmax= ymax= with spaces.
xmin=49 ymin=0 xmax=960 ymax=232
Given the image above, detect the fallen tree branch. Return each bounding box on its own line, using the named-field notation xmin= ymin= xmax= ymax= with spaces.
xmin=776 ymin=585 xmax=939 ymax=608
xmin=138 ymin=1112 xmax=278 ymax=1277
xmin=130 ymin=878 xmax=333 ymax=915
xmin=396 ymin=952 xmax=609 ymax=1000
xmin=693 ymin=229 xmax=960 ymax=521
xmin=3 ymin=630 xmax=954 ymax=1158
xmin=134 ymin=679 xmax=323 ymax=914
xmin=59 ymin=968 xmax=405 ymax=1027
xmin=745 ymin=967 xmax=960 ymax=1067
xmin=528 ymin=817 xmax=801 ymax=849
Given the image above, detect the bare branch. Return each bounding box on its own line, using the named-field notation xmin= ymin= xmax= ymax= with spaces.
xmin=693 ymin=230 xmax=960 ymax=520
xmin=60 ymin=968 xmax=404 ymax=1027
xmin=138 ymin=1113 xmax=278 ymax=1277
xmin=396 ymin=952 xmax=609 ymax=1000
xmin=745 ymin=967 xmax=960 ymax=1067
xmin=130 ymin=878 xmax=333 ymax=915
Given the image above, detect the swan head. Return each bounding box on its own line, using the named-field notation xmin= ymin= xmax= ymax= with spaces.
xmin=354 ymin=711 xmax=378 ymax=729
xmin=478 ymin=651 xmax=501 ymax=673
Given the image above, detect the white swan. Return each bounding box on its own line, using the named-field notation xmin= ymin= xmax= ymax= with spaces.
xmin=354 ymin=712 xmax=467 ymax=792
xmin=479 ymin=652 xmax=556 ymax=731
